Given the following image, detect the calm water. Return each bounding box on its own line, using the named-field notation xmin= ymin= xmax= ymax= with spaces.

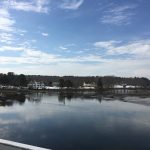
xmin=0 ymin=92 xmax=150 ymax=150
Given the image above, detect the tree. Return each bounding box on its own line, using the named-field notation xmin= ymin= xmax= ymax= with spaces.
xmin=7 ymin=72 xmax=15 ymax=85
xmin=15 ymin=74 xmax=27 ymax=87
xmin=141 ymin=77 xmax=150 ymax=88
xmin=65 ymin=80 xmax=73 ymax=88
xmin=97 ymin=78 xmax=103 ymax=89
xmin=59 ymin=78 xmax=65 ymax=88
xmin=47 ymin=81 xmax=52 ymax=86
xmin=7 ymin=72 xmax=15 ymax=76
xmin=1 ymin=74 xmax=9 ymax=85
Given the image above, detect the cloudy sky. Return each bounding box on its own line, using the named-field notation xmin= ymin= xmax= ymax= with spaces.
xmin=0 ymin=0 xmax=150 ymax=78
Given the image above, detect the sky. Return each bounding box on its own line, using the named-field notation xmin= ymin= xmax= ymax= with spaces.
xmin=0 ymin=0 xmax=150 ymax=78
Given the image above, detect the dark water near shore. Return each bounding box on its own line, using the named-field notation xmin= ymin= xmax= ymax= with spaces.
xmin=0 ymin=91 xmax=150 ymax=150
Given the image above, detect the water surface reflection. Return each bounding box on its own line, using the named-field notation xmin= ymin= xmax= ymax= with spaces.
xmin=0 ymin=91 xmax=150 ymax=150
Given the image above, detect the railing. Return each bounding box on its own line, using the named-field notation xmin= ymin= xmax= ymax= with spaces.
xmin=0 ymin=139 xmax=51 ymax=150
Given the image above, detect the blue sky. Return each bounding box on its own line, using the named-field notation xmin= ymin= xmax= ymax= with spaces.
xmin=0 ymin=0 xmax=150 ymax=78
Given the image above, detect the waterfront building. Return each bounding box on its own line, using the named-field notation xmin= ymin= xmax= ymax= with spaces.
xmin=28 ymin=81 xmax=45 ymax=90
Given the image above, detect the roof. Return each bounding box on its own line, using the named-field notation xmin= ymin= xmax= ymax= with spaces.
xmin=28 ymin=81 xmax=45 ymax=84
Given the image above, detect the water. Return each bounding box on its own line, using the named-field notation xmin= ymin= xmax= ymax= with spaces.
xmin=0 ymin=92 xmax=150 ymax=150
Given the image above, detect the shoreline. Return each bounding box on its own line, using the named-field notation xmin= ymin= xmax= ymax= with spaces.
xmin=0 ymin=87 xmax=150 ymax=92
xmin=0 ymin=88 xmax=150 ymax=95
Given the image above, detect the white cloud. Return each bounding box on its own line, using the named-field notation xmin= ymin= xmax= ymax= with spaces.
xmin=0 ymin=7 xmax=26 ymax=44
xmin=60 ymin=0 xmax=84 ymax=10
xmin=0 ymin=33 xmax=14 ymax=44
xmin=31 ymin=39 xmax=37 ymax=43
xmin=3 ymin=0 xmax=50 ymax=13
xmin=101 ymin=5 xmax=137 ymax=25
xmin=0 ymin=43 xmax=105 ymax=65
xmin=108 ymin=41 xmax=150 ymax=57
xmin=59 ymin=44 xmax=76 ymax=51
xmin=94 ymin=39 xmax=150 ymax=58
xmin=66 ymin=43 xmax=76 ymax=47
xmin=69 ymin=54 xmax=104 ymax=62
xmin=0 ymin=46 xmax=25 ymax=52
xmin=41 ymin=32 xmax=49 ymax=37
xmin=0 ymin=57 xmax=150 ymax=78
xmin=94 ymin=41 xmax=120 ymax=49
xmin=59 ymin=46 xmax=68 ymax=50
xmin=111 ymin=40 xmax=150 ymax=58
xmin=0 ymin=45 xmax=150 ymax=77
xmin=92 ymin=39 xmax=150 ymax=78
xmin=23 ymin=49 xmax=56 ymax=60
xmin=19 ymin=39 xmax=149 ymax=66
xmin=0 ymin=8 xmax=15 ymax=32
xmin=20 ymin=33 xmax=24 ymax=36
xmin=0 ymin=45 xmax=59 ymax=65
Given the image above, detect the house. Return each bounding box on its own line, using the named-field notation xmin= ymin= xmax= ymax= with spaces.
xmin=28 ymin=81 xmax=45 ymax=90
xmin=114 ymin=85 xmax=124 ymax=88
xmin=114 ymin=84 xmax=141 ymax=89
xmin=52 ymin=82 xmax=59 ymax=87
xmin=126 ymin=85 xmax=141 ymax=88
xmin=82 ymin=82 xmax=96 ymax=89
xmin=0 ymin=85 xmax=3 ymax=89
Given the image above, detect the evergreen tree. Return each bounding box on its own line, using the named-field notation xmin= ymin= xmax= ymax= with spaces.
xmin=59 ymin=78 xmax=65 ymax=88
xmin=65 ymin=80 xmax=73 ymax=88
xmin=15 ymin=74 xmax=27 ymax=87
xmin=97 ymin=78 xmax=103 ymax=89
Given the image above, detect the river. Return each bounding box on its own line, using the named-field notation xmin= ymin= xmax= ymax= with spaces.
xmin=0 ymin=91 xmax=150 ymax=150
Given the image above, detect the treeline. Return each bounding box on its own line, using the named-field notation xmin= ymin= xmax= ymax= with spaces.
xmin=27 ymin=75 xmax=150 ymax=88
xmin=0 ymin=72 xmax=27 ymax=87
xmin=0 ymin=72 xmax=150 ymax=88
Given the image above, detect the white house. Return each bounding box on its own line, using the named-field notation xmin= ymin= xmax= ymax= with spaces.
xmin=82 ymin=82 xmax=96 ymax=89
xmin=52 ymin=82 xmax=59 ymax=87
xmin=28 ymin=81 xmax=45 ymax=90
xmin=114 ymin=85 xmax=124 ymax=88
xmin=114 ymin=84 xmax=141 ymax=88
xmin=0 ymin=85 xmax=3 ymax=89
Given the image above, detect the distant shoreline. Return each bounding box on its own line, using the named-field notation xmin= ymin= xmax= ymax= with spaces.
xmin=0 ymin=88 xmax=150 ymax=93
